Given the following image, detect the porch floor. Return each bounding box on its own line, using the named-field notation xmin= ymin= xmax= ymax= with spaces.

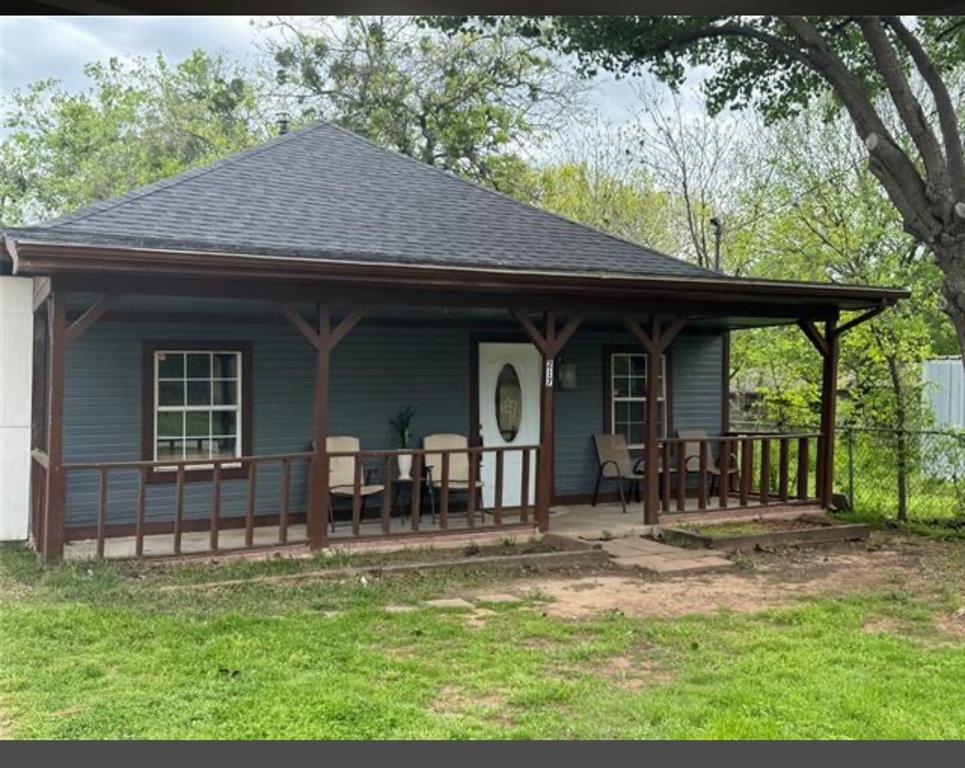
xmin=63 ymin=496 xmax=822 ymax=561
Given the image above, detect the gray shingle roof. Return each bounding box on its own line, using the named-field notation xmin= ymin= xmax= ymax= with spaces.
xmin=7 ymin=120 xmax=715 ymax=279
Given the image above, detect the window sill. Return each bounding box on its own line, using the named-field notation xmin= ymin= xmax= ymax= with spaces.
xmin=146 ymin=463 xmax=247 ymax=484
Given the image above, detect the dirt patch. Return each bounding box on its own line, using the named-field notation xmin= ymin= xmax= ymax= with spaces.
xmin=468 ymin=534 xmax=965 ymax=620
xmin=596 ymin=656 xmax=673 ymax=691
xmin=464 ymin=608 xmax=497 ymax=629
xmin=432 ymin=685 xmax=513 ymax=725
xmin=936 ymin=609 xmax=965 ymax=640
xmin=861 ymin=617 xmax=919 ymax=636
xmin=519 ymin=636 xmax=562 ymax=651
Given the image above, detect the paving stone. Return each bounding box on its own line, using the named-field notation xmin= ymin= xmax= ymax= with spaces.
xmin=608 ymin=550 xmax=734 ymax=573
xmin=384 ymin=605 xmax=418 ymax=613
xmin=423 ymin=598 xmax=475 ymax=610
xmin=602 ymin=538 xmax=673 ymax=557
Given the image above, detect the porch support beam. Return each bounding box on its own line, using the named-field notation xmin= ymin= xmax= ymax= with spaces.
xmin=330 ymin=306 xmax=371 ymax=349
xmin=797 ymin=319 xmax=829 ymax=357
xmin=294 ymin=303 xmax=368 ymax=549
xmin=65 ymin=294 xmax=116 ymax=346
xmin=510 ymin=310 xmax=585 ymax=532
xmin=817 ymin=319 xmax=839 ymax=509
xmin=280 ymin=304 xmax=322 ymax=350
xmin=536 ymin=311 xmax=556 ymax=533
xmin=834 ymin=304 xmax=886 ymax=337
xmin=43 ymin=291 xmax=67 ymax=563
xmin=799 ymin=305 xmax=885 ymax=510
xmin=624 ymin=314 xmax=688 ymax=525
xmin=32 ymin=277 xmax=51 ymax=313
xmin=307 ymin=305 xmax=332 ymax=549
xmin=797 ymin=315 xmax=841 ymax=508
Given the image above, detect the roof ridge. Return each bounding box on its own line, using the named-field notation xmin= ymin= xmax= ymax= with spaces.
xmin=43 ymin=122 xmax=328 ymax=230
xmin=316 ymin=120 xmax=717 ymax=276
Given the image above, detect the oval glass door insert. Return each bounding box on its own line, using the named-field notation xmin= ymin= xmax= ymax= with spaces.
xmin=495 ymin=363 xmax=523 ymax=442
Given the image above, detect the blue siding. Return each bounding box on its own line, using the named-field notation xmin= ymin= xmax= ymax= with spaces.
xmin=64 ymin=319 xmax=724 ymax=526
xmin=553 ymin=331 xmax=725 ymax=497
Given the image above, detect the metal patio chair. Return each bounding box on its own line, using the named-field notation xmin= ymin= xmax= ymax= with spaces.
xmin=677 ymin=429 xmax=738 ymax=496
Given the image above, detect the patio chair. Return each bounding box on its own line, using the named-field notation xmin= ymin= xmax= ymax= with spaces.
xmin=592 ymin=433 xmax=645 ymax=514
xmin=423 ymin=434 xmax=483 ymax=517
xmin=677 ymin=429 xmax=738 ymax=496
xmin=327 ymin=435 xmax=385 ymax=531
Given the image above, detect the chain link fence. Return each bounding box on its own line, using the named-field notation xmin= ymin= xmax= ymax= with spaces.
xmin=838 ymin=427 xmax=965 ymax=521
xmin=733 ymin=422 xmax=965 ymax=521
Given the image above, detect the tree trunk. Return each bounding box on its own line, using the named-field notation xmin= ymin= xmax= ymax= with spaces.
xmin=935 ymin=238 xmax=965 ymax=373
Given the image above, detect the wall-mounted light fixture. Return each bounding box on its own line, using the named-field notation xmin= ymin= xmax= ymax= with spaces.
xmin=557 ymin=358 xmax=578 ymax=390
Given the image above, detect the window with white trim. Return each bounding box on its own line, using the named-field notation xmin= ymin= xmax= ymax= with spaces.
xmin=154 ymin=350 xmax=242 ymax=465
xmin=610 ymin=352 xmax=667 ymax=448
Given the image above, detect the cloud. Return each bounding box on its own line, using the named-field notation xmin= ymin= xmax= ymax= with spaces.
xmin=1 ymin=16 xmax=260 ymax=94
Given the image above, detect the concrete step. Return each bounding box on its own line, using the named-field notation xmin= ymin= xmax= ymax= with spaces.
xmin=600 ymin=535 xmax=736 ymax=575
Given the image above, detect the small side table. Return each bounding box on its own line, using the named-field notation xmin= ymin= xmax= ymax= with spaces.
xmin=392 ymin=464 xmax=436 ymax=524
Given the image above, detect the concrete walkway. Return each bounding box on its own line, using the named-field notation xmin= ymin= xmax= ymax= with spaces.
xmin=599 ymin=535 xmax=735 ymax=575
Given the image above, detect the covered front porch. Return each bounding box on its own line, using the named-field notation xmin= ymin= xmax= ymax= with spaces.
xmin=16 ymin=255 xmax=900 ymax=564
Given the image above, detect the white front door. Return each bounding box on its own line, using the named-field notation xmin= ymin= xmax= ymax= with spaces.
xmin=478 ymin=343 xmax=541 ymax=509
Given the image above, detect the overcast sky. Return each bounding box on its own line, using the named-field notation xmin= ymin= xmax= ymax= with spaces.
xmin=0 ymin=15 xmax=651 ymax=132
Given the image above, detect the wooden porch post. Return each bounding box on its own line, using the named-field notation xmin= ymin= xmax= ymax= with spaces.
xmin=510 ymin=309 xmax=585 ymax=532
xmin=280 ymin=303 xmax=368 ymax=548
xmin=625 ymin=314 xmax=688 ymax=525
xmin=308 ymin=305 xmax=331 ymax=549
xmin=798 ymin=314 xmax=843 ymax=509
xmin=818 ymin=318 xmax=839 ymax=509
xmin=536 ymin=312 xmax=556 ymax=533
xmin=42 ymin=291 xmax=67 ymax=563
xmin=643 ymin=339 xmax=661 ymax=524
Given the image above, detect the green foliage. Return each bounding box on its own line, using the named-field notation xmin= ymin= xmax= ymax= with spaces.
xmin=431 ymin=16 xmax=964 ymax=123
xmin=390 ymin=405 xmax=416 ymax=449
xmin=0 ymin=51 xmax=269 ymax=226
xmin=263 ymin=16 xmax=582 ymax=189
xmin=724 ymin=104 xmax=947 ymax=434
xmin=506 ymin=161 xmax=675 ymax=253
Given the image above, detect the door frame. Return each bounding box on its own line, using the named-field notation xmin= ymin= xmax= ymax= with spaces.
xmin=470 ymin=332 xmax=549 ymax=502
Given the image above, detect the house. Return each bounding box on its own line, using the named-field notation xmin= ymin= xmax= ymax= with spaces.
xmin=0 ymin=121 xmax=908 ymax=562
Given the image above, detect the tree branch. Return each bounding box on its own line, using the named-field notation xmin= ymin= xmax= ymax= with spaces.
xmin=779 ymin=16 xmax=940 ymax=241
xmin=883 ymin=15 xmax=965 ymax=208
xmin=856 ymin=17 xmax=946 ymax=191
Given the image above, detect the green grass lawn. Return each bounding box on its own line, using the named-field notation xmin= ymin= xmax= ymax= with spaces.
xmin=2 ymin=541 xmax=965 ymax=740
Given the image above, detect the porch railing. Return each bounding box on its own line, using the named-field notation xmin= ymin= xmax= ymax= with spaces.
xmin=653 ymin=432 xmax=823 ymax=513
xmin=327 ymin=445 xmax=539 ymax=534
xmin=60 ymin=444 xmax=540 ymax=559
xmin=62 ymin=452 xmax=314 ymax=558
xmin=30 ymin=449 xmax=49 ymax=553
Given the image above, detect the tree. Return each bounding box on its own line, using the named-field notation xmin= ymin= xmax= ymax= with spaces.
xmin=260 ymin=15 xmax=584 ymax=189
xmin=431 ymin=15 xmax=965 ymax=366
xmin=504 ymin=120 xmax=677 ymax=251
xmin=626 ymin=87 xmax=772 ymax=272
xmin=1 ymin=50 xmax=268 ymax=226
xmin=728 ymin=107 xmax=945 ymax=520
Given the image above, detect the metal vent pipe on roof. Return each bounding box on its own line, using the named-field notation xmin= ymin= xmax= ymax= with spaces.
xmin=277 ymin=112 xmax=290 ymax=136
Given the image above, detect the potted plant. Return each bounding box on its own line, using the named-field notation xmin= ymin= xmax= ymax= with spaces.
xmin=390 ymin=405 xmax=416 ymax=480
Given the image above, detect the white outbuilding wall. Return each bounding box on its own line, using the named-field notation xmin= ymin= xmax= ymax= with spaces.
xmin=923 ymin=358 xmax=964 ymax=430
xmin=0 ymin=276 xmax=33 ymax=541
